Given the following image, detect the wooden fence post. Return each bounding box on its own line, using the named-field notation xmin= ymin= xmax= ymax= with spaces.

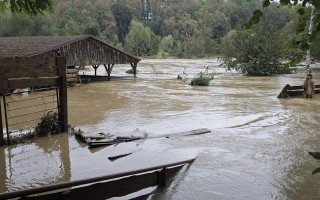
xmin=0 ymin=99 xmax=4 ymax=146
xmin=56 ymin=57 xmax=68 ymax=132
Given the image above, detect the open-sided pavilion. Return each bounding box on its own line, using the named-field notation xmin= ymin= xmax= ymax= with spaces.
xmin=0 ymin=35 xmax=140 ymax=80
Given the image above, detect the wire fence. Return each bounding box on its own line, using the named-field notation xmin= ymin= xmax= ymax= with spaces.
xmin=1 ymin=87 xmax=59 ymax=135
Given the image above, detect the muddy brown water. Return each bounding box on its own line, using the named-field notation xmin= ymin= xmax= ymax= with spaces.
xmin=1 ymin=59 xmax=320 ymax=199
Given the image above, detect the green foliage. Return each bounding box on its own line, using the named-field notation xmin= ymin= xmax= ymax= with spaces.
xmin=1 ymin=0 xmax=312 ymax=60
xmin=190 ymin=67 xmax=214 ymax=86
xmin=125 ymin=68 xmax=134 ymax=74
xmin=247 ymin=0 xmax=320 ymax=66
xmin=111 ymin=1 xmax=133 ymax=44
xmin=158 ymin=35 xmax=174 ymax=55
xmin=0 ymin=13 xmax=57 ymax=36
xmin=221 ymin=22 xmax=293 ymax=76
xmin=34 ymin=112 xmax=61 ymax=136
xmin=0 ymin=0 xmax=53 ymax=15
xmin=125 ymin=20 xmax=159 ymax=56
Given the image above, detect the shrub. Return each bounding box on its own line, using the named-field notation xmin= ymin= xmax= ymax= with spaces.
xmin=125 ymin=69 xmax=134 ymax=74
xmin=34 ymin=112 xmax=61 ymax=136
xmin=190 ymin=67 xmax=214 ymax=86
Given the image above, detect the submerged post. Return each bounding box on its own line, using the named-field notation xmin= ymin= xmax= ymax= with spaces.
xmin=130 ymin=63 xmax=137 ymax=78
xmin=56 ymin=57 xmax=68 ymax=132
xmin=0 ymin=98 xmax=3 ymax=146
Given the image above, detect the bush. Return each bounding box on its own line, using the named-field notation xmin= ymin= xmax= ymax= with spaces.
xmin=221 ymin=22 xmax=294 ymax=76
xmin=125 ymin=69 xmax=134 ymax=74
xmin=34 ymin=112 xmax=61 ymax=136
xmin=190 ymin=67 xmax=214 ymax=86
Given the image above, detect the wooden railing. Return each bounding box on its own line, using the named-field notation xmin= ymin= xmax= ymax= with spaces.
xmin=0 ymin=157 xmax=196 ymax=200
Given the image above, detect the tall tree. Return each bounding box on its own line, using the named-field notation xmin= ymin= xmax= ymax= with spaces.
xmin=125 ymin=20 xmax=159 ymax=56
xmin=111 ymin=1 xmax=133 ymax=44
xmin=221 ymin=22 xmax=292 ymax=76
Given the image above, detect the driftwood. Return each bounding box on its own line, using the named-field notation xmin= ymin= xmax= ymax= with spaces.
xmin=85 ymin=128 xmax=211 ymax=148
xmin=278 ymin=84 xmax=320 ymax=98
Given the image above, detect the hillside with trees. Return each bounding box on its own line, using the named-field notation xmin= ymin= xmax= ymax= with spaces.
xmin=0 ymin=0 xmax=317 ymax=63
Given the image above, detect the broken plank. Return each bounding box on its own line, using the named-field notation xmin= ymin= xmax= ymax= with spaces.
xmin=154 ymin=128 xmax=211 ymax=139
xmin=108 ymin=149 xmax=142 ymax=161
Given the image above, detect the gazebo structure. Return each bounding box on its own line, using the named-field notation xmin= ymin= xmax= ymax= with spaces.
xmin=0 ymin=35 xmax=140 ymax=81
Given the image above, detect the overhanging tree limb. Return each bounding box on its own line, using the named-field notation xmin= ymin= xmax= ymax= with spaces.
xmin=246 ymin=0 xmax=320 ymax=66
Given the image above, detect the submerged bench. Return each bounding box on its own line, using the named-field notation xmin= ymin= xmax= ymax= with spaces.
xmin=278 ymin=84 xmax=320 ymax=98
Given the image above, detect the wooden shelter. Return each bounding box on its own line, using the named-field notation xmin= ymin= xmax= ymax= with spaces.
xmin=0 ymin=35 xmax=140 ymax=81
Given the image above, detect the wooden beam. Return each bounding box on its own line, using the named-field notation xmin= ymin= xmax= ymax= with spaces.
xmin=0 ymin=57 xmax=56 ymax=69
xmin=0 ymin=77 xmax=8 ymax=94
xmin=8 ymin=77 xmax=59 ymax=89
xmin=130 ymin=63 xmax=137 ymax=78
xmin=104 ymin=64 xmax=114 ymax=81
xmin=92 ymin=64 xmax=99 ymax=76
xmin=57 ymin=57 xmax=68 ymax=132
xmin=0 ymin=99 xmax=4 ymax=146
xmin=0 ymin=68 xmax=58 ymax=79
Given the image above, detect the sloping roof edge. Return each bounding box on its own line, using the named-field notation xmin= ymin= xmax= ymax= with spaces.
xmin=27 ymin=35 xmax=141 ymax=62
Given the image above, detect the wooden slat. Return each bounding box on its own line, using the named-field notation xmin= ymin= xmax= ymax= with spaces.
xmin=287 ymin=86 xmax=303 ymax=90
xmin=66 ymin=69 xmax=79 ymax=73
xmin=0 ymin=57 xmax=56 ymax=68
xmin=66 ymin=74 xmax=77 ymax=78
xmin=8 ymin=77 xmax=59 ymax=89
xmin=67 ymin=78 xmax=78 ymax=82
xmin=0 ymin=68 xmax=58 ymax=78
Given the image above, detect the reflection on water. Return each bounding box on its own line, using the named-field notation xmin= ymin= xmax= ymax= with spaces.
xmin=1 ymin=59 xmax=320 ymax=199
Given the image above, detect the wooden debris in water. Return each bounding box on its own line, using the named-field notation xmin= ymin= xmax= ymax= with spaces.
xmin=86 ymin=128 xmax=211 ymax=148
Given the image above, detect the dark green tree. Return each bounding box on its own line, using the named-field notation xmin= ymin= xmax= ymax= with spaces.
xmin=125 ymin=20 xmax=159 ymax=56
xmin=221 ymin=22 xmax=292 ymax=76
xmin=111 ymin=1 xmax=133 ymax=44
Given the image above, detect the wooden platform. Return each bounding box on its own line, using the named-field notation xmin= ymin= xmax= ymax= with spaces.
xmin=278 ymin=84 xmax=320 ymax=98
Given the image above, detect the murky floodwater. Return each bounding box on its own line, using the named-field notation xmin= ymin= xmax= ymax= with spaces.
xmin=1 ymin=59 xmax=320 ymax=199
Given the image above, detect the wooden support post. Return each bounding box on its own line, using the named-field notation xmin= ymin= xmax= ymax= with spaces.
xmin=0 ymin=98 xmax=4 ymax=146
xmin=92 ymin=65 xmax=99 ymax=76
xmin=130 ymin=63 xmax=137 ymax=78
xmin=158 ymin=167 xmax=167 ymax=187
xmin=104 ymin=64 xmax=114 ymax=81
xmin=56 ymin=57 xmax=68 ymax=132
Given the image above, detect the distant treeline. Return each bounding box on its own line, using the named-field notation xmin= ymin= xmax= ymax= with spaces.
xmin=0 ymin=0 xmax=319 ymax=60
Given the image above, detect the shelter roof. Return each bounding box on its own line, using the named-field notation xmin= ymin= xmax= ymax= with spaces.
xmin=0 ymin=35 xmax=140 ymax=66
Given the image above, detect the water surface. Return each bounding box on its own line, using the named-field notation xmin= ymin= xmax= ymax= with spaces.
xmin=1 ymin=59 xmax=320 ymax=200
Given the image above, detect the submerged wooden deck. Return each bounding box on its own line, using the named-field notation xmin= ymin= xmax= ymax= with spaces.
xmin=278 ymin=84 xmax=320 ymax=98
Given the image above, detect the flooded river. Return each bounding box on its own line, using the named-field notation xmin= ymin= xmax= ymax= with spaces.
xmin=1 ymin=59 xmax=320 ymax=199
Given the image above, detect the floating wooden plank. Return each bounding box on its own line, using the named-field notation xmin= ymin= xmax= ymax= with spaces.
xmin=88 ymin=136 xmax=142 ymax=147
xmin=108 ymin=149 xmax=141 ymax=161
xmin=75 ymin=132 xmax=110 ymax=143
xmin=152 ymin=128 xmax=211 ymax=139
xmin=87 ymin=128 xmax=211 ymax=147
xmin=278 ymin=84 xmax=320 ymax=98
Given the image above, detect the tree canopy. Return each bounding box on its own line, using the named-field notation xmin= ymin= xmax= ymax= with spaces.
xmin=0 ymin=0 xmax=53 ymax=15
xmin=247 ymin=0 xmax=320 ymax=66
xmin=0 ymin=0 xmax=319 ymax=64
